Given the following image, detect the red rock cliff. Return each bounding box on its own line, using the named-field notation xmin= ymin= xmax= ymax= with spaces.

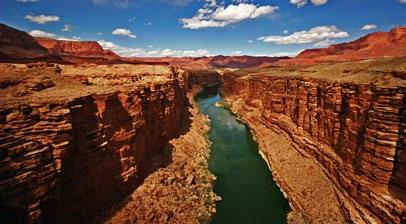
xmin=35 ymin=37 xmax=118 ymax=59
xmin=0 ymin=66 xmax=189 ymax=223
xmin=222 ymin=71 xmax=406 ymax=223
xmin=296 ymin=27 xmax=406 ymax=62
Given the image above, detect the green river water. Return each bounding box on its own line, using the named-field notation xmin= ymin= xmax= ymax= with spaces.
xmin=195 ymin=86 xmax=290 ymax=224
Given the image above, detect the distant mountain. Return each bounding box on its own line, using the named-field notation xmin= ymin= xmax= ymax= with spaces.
xmin=292 ymin=27 xmax=406 ymax=63
xmin=134 ymin=55 xmax=290 ymax=69
xmin=35 ymin=37 xmax=119 ymax=59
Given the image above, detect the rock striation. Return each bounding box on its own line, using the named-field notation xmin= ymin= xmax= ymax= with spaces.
xmin=221 ymin=66 xmax=406 ymax=223
xmin=0 ymin=64 xmax=194 ymax=223
xmin=35 ymin=37 xmax=118 ymax=59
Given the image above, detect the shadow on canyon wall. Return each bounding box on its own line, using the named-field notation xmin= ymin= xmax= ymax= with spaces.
xmin=389 ymin=93 xmax=406 ymax=203
xmin=37 ymin=92 xmax=192 ymax=224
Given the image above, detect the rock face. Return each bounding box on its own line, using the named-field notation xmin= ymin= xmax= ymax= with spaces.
xmin=0 ymin=24 xmax=51 ymax=60
xmin=0 ymin=65 xmax=191 ymax=223
xmin=186 ymin=69 xmax=221 ymax=87
xmin=222 ymin=73 xmax=406 ymax=223
xmin=35 ymin=37 xmax=118 ymax=59
xmin=293 ymin=27 xmax=406 ymax=63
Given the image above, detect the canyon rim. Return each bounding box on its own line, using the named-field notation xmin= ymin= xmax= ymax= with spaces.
xmin=0 ymin=0 xmax=406 ymax=223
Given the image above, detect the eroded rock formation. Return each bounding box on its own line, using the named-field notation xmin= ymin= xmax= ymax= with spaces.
xmin=221 ymin=61 xmax=406 ymax=223
xmin=0 ymin=64 xmax=195 ymax=223
xmin=36 ymin=37 xmax=118 ymax=59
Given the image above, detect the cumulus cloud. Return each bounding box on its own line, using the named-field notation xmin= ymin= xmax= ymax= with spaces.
xmin=361 ymin=24 xmax=377 ymax=30
xmin=62 ymin=24 xmax=75 ymax=32
xmin=399 ymin=0 xmax=406 ymax=3
xmin=290 ymin=0 xmax=307 ymax=7
xmin=248 ymin=40 xmax=254 ymax=43
xmin=29 ymin=30 xmax=56 ymax=38
xmin=29 ymin=29 xmax=81 ymax=41
xmin=25 ymin=14 xmax=60 ymax=24
xmin=311 ymin=0 xmax=328 ymax=6
xmin=290 ymin=0 xmax=328 ymax=7
xmin=180 ymin=0 xmax=278 ymax=29
xmin=16 ymin=0 xmax=39 ymax=2
xmin=98 ymin=40 xmax=211 ymax=57
xmin=112 ymin=28 xmax=136 ymax=38
xmin=258 ymin=25 xmax=348 ymax=46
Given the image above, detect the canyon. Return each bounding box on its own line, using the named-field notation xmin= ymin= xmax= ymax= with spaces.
xmin=0 ymin=23 xmax=405 ymax=223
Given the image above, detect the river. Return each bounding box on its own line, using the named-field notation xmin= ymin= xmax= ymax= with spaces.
xmin=195 ymin=86 xmax=290 ymax=224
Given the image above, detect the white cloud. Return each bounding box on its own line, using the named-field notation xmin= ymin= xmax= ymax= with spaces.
xmin=180 ymin=0 xmax=278 ymax=29
xmin=29 ymin=30 xmax=56 ymax=38
xmin=112 ymin=28 xmax=136 ymax=38
xmin=248 ymin=40 xmax=254 ymax=43
xmin=258 ymin=25 xmax=348 ymax=46
xmin=361 ymin=24 xmax=377 ymax=30
xmin=231 ymin=50 xmax=243 ymax=55
xmin=16 ymin=0 xmax=39 ymax=2
xmin=254 ymin=51 xmax=301 ymax=57
xmin=290 ymin=0 xmax=307 ymax=7
xmin=399 ymin=0 xmax=406 ymax=3
xmin=311 ymin=0 xmax=327 ymax=6
xmin=290 ymin=0 xmax=328 ymax=7
xmin=283 ymin=30 xmax=289 ymax=34
xmin=29 ymin=29 xmax=81 ymax=41
xmin=62 ymin=24 xmax=75 ymax=32
xmin=25 ymin=14 xmax=60 ymax=24
xmin=93 ymin=0 xmax=129 ymax=8
xmin=98 ymin=40 xmax=211 ymax=57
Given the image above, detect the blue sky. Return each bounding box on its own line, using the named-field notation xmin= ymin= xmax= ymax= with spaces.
xmin=1 ymin=0 xmax=405 ymax=57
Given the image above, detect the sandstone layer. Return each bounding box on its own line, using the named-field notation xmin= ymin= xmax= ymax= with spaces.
xmin=0 ymin=63 xmax=218 ymax=223
xmin=35 ymin=38 xmax=118 ymax=59
xmin=221 ymin=58 xmax=406 ymax=224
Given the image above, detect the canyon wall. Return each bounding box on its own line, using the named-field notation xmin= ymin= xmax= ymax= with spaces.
xmin=0 ymin=68 xmax=190 ymax=223
xmin=186 ymin=69 xmax=221 ymax=88
xmin=222 ymin=74 xmax=405 ymax=223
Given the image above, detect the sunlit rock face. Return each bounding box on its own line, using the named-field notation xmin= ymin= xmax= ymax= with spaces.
xmin=35 ymin=37 xmax=118 ymax=59
xmin=222 ymin=72 xmax=406 ymax=224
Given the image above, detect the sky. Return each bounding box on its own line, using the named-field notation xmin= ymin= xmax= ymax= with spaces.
xmin=0 ymin=0 xmax=405 ymax=57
